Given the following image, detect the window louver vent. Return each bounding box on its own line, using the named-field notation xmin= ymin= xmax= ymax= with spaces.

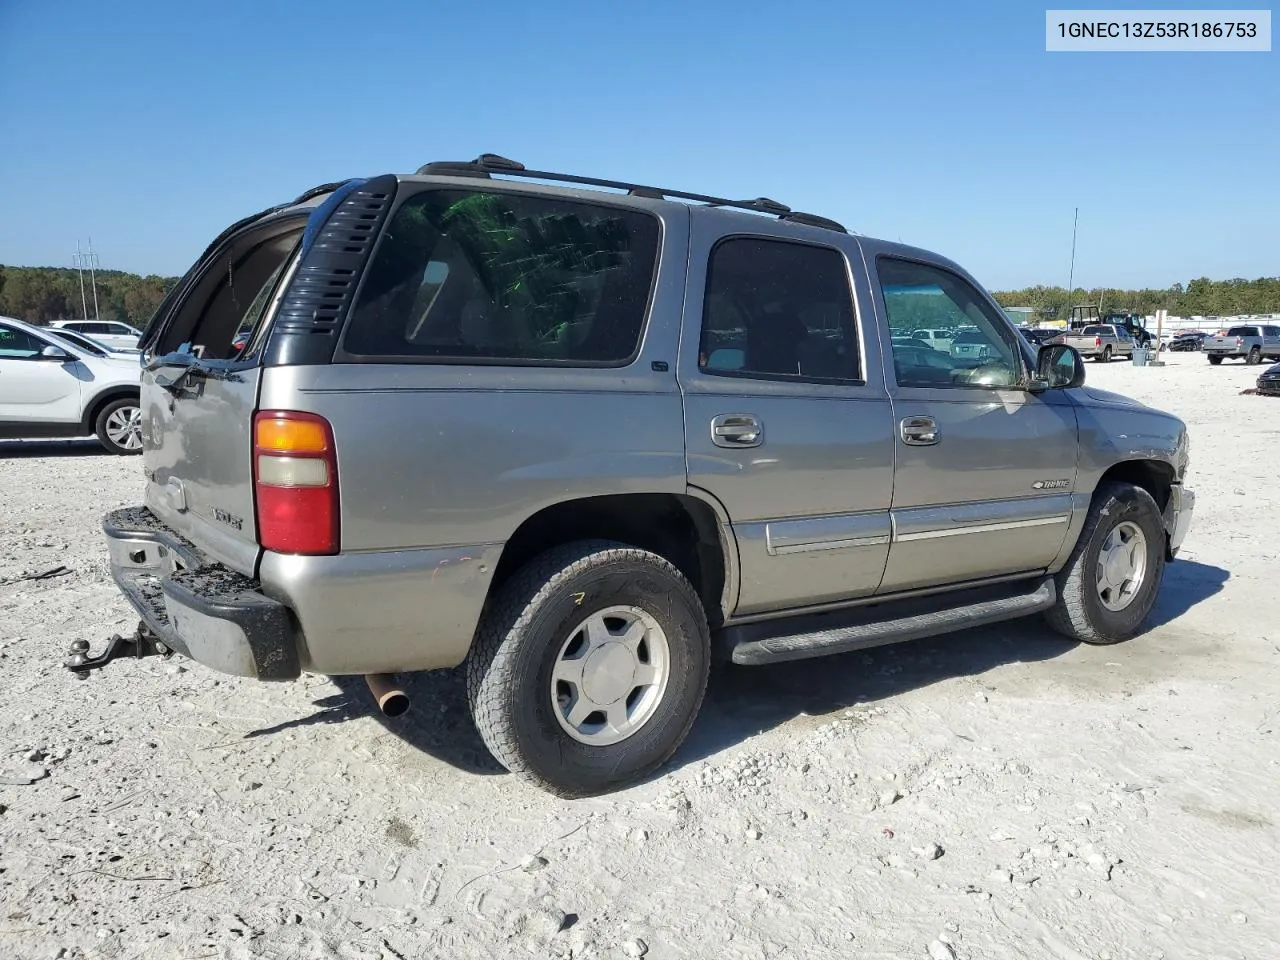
xmin=265 ymin=176 xmax=397 ymax=366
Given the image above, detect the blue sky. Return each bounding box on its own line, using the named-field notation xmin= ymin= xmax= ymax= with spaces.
xmin=0 ymin=0 xmax=1275 ymax=289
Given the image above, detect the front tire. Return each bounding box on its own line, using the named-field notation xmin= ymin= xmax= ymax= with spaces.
xmin=94 ymin=398 xmax=143 ymax=455
xmin=467 ymin=540 xmax=711 ymax=797
xmin=1045 ymin=482 xmax=1166 ymax=645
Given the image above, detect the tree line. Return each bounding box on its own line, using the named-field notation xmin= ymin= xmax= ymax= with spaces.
xmin=3 ymin=263 xmax=1277 ymax=329
xmin=0 ymin=265 xmax=177 ymax=327
xmin=991 ymin=276 xmax=1280 ymax=321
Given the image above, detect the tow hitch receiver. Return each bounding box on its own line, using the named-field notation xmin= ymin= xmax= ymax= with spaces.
xmin=65 ymin=622 xmax=172 ymax=677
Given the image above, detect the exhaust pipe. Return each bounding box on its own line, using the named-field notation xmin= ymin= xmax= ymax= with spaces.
xmin=366 ymin=673 xmax=410 ymax=717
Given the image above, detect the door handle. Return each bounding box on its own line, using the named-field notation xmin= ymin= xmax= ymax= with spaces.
xmin=899 ymin=416 xmax=939 ymax=446
xmin=711 ymin=414 xmax=763 ymax=448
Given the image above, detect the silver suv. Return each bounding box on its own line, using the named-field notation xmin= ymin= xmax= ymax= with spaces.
xmin=86 ymin=156 xmax=1195 ymax=796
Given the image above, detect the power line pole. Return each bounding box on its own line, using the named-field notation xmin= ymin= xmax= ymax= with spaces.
xmin=87 ymin=238 xmax=101 ymax=322
xmin=72 ymin=241 xmax=102 ymax=322
xmin=1066 ymin=207 xmax=1079 ymax=304
xmin=75 ymin=241 xmax=89 ymax=322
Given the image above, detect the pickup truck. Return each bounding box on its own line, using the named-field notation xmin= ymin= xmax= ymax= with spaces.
xmin=1203 ymin=324 xmax=1280 ymax=365
xmin=78 ymin=156 xmax=1195 ymax=797
xmin=1053 ymin=324 xmax=1134 ymax=362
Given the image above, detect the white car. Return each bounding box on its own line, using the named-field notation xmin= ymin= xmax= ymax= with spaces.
xmin=45 ymin=327 xmax=141 ymax=357
xmin=49 ymin=319 xmax=143 ymax=350
xmin=0 ymin=316 xmax=143 ymax=454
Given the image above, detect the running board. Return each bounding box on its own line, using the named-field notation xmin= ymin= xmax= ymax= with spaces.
xmin=724 ymin=577 xmax=1057 ymax=666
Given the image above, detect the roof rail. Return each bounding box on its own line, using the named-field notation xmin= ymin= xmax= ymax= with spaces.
xmin=414 ymin=154 xmax=848 ymax=234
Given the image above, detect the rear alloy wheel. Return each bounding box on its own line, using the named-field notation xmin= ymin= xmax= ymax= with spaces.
xmin=1045 ymin=482 xmax=1165 ymax=645
xmin=1247 ymin=346 xmax=1261 ymax=365
xmin=94 ymin=398 xmax=143 ymax=455
xmin=467 ymin=540 xmax=710 ymax=797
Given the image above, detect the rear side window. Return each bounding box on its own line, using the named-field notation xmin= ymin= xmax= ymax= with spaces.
xmin=343 ymin=190 xmax=660 ymax=365
xmin=698 ymin=238 xmax=860 ymax=382
xmin=1265 ymin=326 xmax=1280 ymax=336
xmin=1227 ymin=326 xmax=1259 ymax=336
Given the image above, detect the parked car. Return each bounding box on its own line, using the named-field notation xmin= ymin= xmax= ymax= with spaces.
xmin=45 ymin=327 xmax=141 ymax=357
xmin=1051 ymin=324 xmax=1135 ymax=362
xmin=84 ymin=157 xmax=1195 ymax=797
xmin=49 ymin=319 xmax=143 ymax=350
xmin=1203 ymin=324 xmax=1280 ymax=365
xmin=949 ymin=328 xmax=1002 ymax=365
xmin=1257 ymin=362 xmax=1280 ymax=397
xmin=0 ymin=316 xmax=143 ymax=453
xmin=1167 ymin=331 xmax=1207 ymax=352
xmin=910 ymin=328 xmax=953 ymax=351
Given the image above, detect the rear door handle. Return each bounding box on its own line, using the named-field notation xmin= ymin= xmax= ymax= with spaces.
xmin=899 ymin=415 xmax=939 ymax=446
xmin=711 ymin=414 xmax=763 ymax=448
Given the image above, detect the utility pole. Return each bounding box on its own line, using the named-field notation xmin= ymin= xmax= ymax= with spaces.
xmin=87 ymin=238 xmax=101 ymax=322
xmin=1066 ymin=207 xmax=1078 ymax=323
xmin=75 ymin=241 xmax=89 ymax=322
xmin=72 ymin=241 xmax=102 ymax=322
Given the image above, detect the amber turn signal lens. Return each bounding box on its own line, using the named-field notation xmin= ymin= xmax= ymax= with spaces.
xmin=255 ymin=416 xmax=328 ymax=453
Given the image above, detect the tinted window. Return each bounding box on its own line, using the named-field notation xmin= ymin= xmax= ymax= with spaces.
xmin=344 ymin=190 xmax=659 ymax=364
xmin=1082 ymin=325 xmax=1109 ymax=335
xmin=1227 ymin=326 xmax=1259 ymax=336
xmin=0 ymin=324 xmax=48 ymax=359
xmin=698 ymin=238 xmax=860 ymax=382
xmin=1265 ymin=326 xmax=1280 ymax=336
xmin=879 ymin=258 xmax=1023 ymax=389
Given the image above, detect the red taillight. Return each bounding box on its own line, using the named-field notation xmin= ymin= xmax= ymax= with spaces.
xmin=1236 ymin=337 xmax=1244 ymax=346
xmin=253 ymin=411 xmax=338 ymax=555
xmin=1095 ymin=336 xmax=1102 ymax=347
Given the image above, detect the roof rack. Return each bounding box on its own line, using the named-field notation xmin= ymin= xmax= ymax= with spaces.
xmin=415 ymin=154 xmax=848 ymax=234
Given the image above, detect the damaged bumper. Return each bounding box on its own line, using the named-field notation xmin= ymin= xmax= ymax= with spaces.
xmin=1163 ymin=485 xmax=1195 ymax=559
xmin=102 ymin=507 xmax=300 ymax=680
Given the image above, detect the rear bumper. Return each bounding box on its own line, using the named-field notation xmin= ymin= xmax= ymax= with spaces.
xmin=1163 ymin=485 xmax=1195 ymax=559
xmin=105 ymin=506 xmax=503 ymax=678
xmin=103 ymin=507 xmax=300 ymax=680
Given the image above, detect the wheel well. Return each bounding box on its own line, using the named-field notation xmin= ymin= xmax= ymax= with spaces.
xmin=82 ymin=387 xmax=140 ymax=433
xmin=1097 ymin=459 xmax=1175 ymax=511
xmin=491 ymin=494 xmax=729 ymax=625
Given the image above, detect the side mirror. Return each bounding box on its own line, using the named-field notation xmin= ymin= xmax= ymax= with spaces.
xmin=1034 ymin=343 xmax=1086 ymax=390
xmin=39 ymin=345 xmax=72 ymax=361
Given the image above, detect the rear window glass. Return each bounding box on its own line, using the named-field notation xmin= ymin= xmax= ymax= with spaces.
xmin=343 ymin=190 xmax=660 ymax=364
xmin=1082 ymin=325 xmax=1109 ymax=335
xmin=954 ymin=330 xmax=987 ymax=343
xmin=1227 ymin=326 xmax=1259 ymax=336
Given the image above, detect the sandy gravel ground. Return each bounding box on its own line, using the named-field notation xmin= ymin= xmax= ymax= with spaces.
xmin=1 ymin=352 xmax=1277 ymax=960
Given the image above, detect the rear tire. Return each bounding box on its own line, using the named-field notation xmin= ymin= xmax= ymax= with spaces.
xmin=467 ymin=540 xmax=711 ymax=797
xmin=1045 ymin=482 xmax=1165 ymax=645
xmin=1247 ymin=346 xmax=1261 ymax=365
xmin=1208 ymin=355 xmax=1223 ymax=365
xmin=94 ymin=397 xmax=143 ymax=455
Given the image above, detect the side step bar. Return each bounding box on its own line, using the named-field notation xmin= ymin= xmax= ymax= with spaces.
xmin=724 ymin=577 xmax=1057 ymax=666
